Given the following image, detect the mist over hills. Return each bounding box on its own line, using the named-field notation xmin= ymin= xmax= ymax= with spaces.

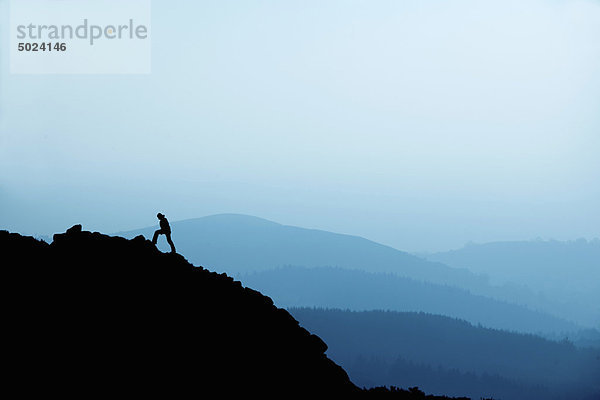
xmin=423 ymin=240 xmax=600 ymax=328
xmin=5 ymin=223 xmax=597 ymax=398
xmin=289 ymin=308 xmax=600 ymax=400
xmin=239 ymin=266 xmax=580 ymax=335
xmin=117 ymin=214 xmax=597 ymax=329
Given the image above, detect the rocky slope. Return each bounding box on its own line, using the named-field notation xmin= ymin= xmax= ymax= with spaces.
xmin=1 ymin=226 xmax=468 ymax=399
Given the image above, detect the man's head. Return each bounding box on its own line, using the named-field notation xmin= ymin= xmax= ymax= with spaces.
xmin=157 ymin=213 xmax=165 ymax=220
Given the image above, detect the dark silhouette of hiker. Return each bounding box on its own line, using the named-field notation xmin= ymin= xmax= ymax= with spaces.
xmin=152 ymin=213 xmax=176 ymax=253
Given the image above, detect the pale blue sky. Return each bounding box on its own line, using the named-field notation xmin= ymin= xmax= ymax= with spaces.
xmin=1 ymin=0 xmax=599 ymax=251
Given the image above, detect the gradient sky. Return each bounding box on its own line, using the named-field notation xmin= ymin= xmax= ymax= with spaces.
xmin=1 ymin=0 xmax=599 ymax=252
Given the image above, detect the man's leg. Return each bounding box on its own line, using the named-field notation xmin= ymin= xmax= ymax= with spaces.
xmin=152 ymin=230 xmax=161 ymax=245
xmin=166 ymin=233 xmax=176 ymax=253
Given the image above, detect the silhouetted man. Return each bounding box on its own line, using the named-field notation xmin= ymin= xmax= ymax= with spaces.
xmin=152 ymin=213 xmax=176 ymax=253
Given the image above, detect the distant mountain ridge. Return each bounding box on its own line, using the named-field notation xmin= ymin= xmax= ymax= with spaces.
xmin=116 ymin=214 xmax=593 ymax=328
xmin=423 ymin=238 xmax=600 ymax=288
xmin=116 ymin=213 xmax=491 ymax=287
